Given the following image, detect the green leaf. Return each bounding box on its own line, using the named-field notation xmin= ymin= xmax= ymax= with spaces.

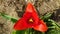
xmin=47 ymin=19 xmax=57 ymax=26
xmin=45 ymin=19 xmax=60 ymax=34
xmin=15 ymin=29 xmax=33 ymax=34
xmin=25 ymin=28 xmax=34 ymax=34
xmin=33 ymin=31 xmax=42 ymax=34
xmin=11 ymin=18 xmax=18 ymax=23
xmin=0 ymin=12 xmax=18 ymax=23
xmin=48 ymin=19 xmax=60 ymax=28
xmin=46 ymin=29 xmax=60 ymax=34
xmin=12 ymin=30 xmax=16 ymax=34
xmin=50 ymin=19 xmax=60 ymax=26
xmin=16 ymin=30 xmax=25 ymax=34
xmin=41 ymin=13 xmax=52 ymax=20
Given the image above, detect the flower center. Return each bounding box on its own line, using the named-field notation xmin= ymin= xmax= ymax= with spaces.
xmin=29 ymin=18 xmax=33 ymax=23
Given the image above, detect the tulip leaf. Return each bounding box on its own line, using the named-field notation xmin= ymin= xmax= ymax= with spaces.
xmin=12 ymin=30 xmax=16 ymax=34
xmin=0 ymin=12 xmax=18 ymax=23
xmin=46 ymin=29 xmax=60 ymax=34
xmin=16 ymin=30 xmax=26 ymax=34
xmin=45 ymin=19 xmax=60 ymax=34
xmin=11 ymin=18 xmax=18 ymax=23
xmin=48 ymin=19 xmax=60 ymax=27
xmin=12 ymin=30 xmax=26 ymax=34
xmin=12 ymin=28 xmax=35 ymax=34
xmin=41 ymin=13 xmax=52 ymax=20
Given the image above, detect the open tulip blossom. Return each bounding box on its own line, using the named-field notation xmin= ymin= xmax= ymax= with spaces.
xmin=14 ymin=3 xmax=48 ymax=32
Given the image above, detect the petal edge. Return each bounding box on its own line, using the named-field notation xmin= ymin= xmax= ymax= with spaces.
xmin=33 ymin=20 xmax=48 ymax=32
xmin=14 ymin=18 xmax=28 ymax=30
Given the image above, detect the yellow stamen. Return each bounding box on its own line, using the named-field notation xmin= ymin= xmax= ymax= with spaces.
xmin=29 ymin=18 xmax=33 ymax=22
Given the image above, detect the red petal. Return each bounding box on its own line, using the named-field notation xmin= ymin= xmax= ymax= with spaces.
xmin=33 ymin=20 xmax=48 ymax=32
xmin=24 ymin=3 xmax=39 ymax=18
xmin=14 ymin=18 xmax=28 ymax=30
xmin=22 ymin=3 xmax=39 ymax=26
xmin=25 ymin=3 xmax=36 ymax=13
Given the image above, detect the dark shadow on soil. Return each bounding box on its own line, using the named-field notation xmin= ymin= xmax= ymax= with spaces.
xmin=51 ymin=9 xmax=60 ymax=22
xmin=16 ymin=5 xmax=25 ymax=17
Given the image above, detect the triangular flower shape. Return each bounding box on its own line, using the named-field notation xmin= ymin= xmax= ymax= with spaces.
xmin=14 ymin=3 xmax=48 ymax=32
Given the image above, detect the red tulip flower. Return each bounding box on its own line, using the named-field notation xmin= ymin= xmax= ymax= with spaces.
xmin=14 ymin=3 xmax=48 ymax=32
